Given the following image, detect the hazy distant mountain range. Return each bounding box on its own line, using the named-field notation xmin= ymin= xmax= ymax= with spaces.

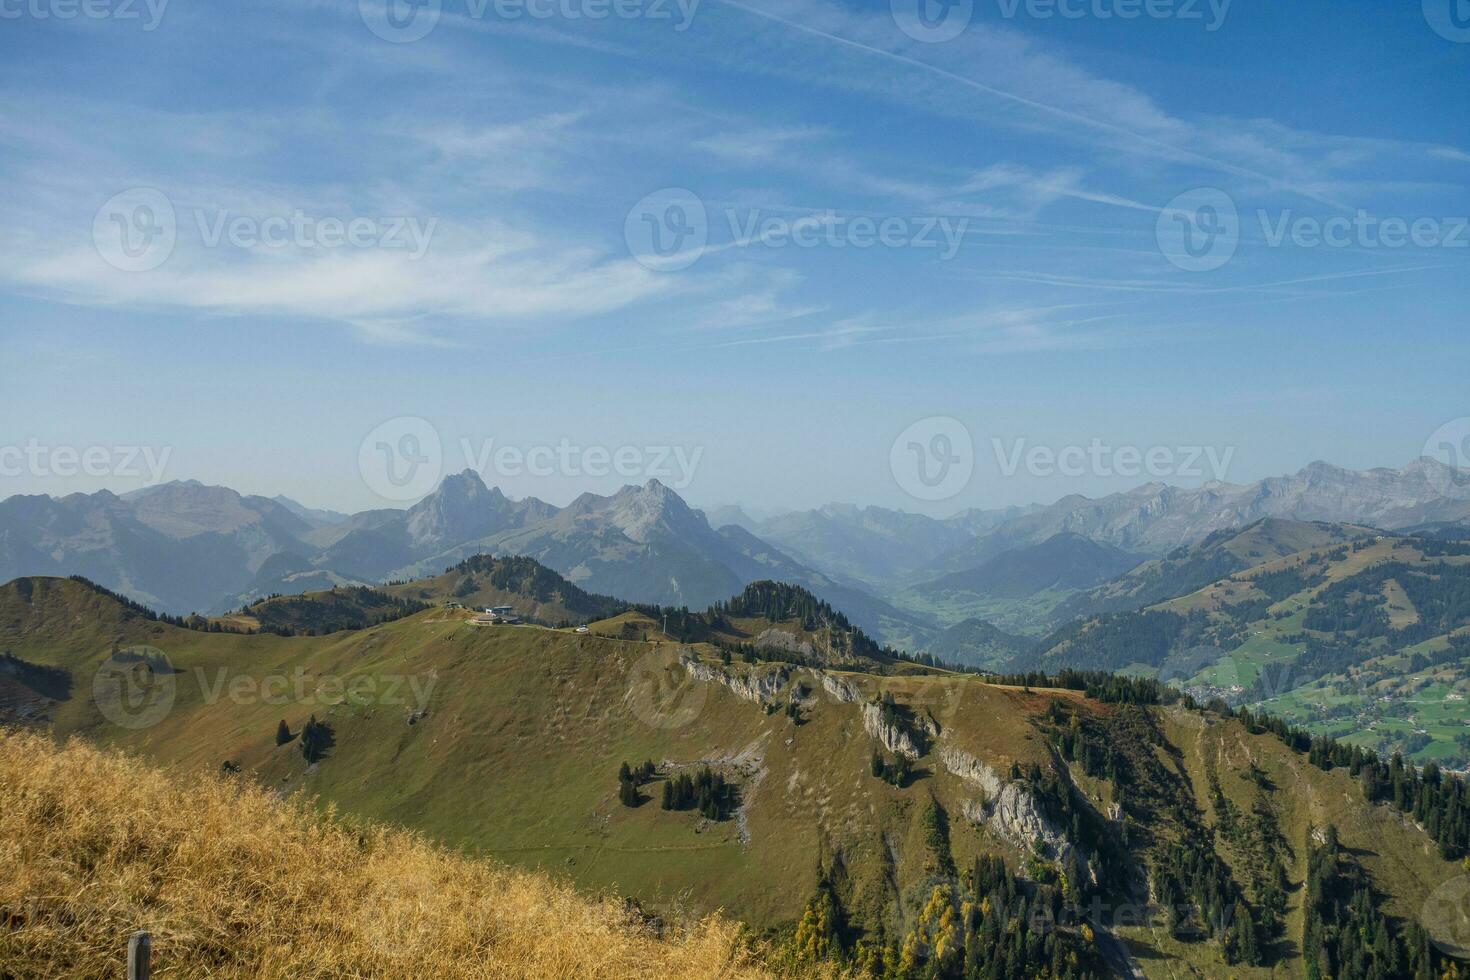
xmin=1 ymin=459 xmax=1467 ymax=647
xmin=753 ymin=458 xmax=1470 ymax=593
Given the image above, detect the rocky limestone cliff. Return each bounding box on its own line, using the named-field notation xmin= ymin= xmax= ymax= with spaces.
xmin=861 ymin=700 xmax=924 ymax=759
xmin=915 ymin=710 xmax=941 ymax=739
xmin=939 ymin=744 xmax=1002 ymax=798
xmin=680 ymin=656 xmax=789 ymax=707
xmin=985 ymin=781 xmax=1096 ymax=888
xmin=753 ymin=628 xmax=817 ymax=659
xmin=816 ymin=671 xmax=861 ymax=704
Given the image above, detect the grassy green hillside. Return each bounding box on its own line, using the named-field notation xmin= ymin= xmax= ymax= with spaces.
xmin=383 ymin=554 xmax=633 ymax=625
xmin=216 ymin=585 xmax=431 ymax=635
xmin=5 ymin=575 xmax=1470 ymax=977
xmin=922 ymin=618 xmax=1032 ymax=669
xmin=0 ymin=729 xmax=778 ymax=979
xmin=893 ymin=520 xmax=1357 ymax=638
xmin=1051 ymin=519 xmax=1371 ymax=625
xmin=1029 ymin=532 xmax=1470 ymax=767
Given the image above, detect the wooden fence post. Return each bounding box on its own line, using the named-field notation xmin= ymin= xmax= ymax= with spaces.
xmin=127 ymin=930 xmax=150 ymax=980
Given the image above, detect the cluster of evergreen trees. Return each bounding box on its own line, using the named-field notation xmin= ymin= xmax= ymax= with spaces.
xmin=1205 ymin=769 xmax=1289 ymax=944
xmin=1153 ymin=834 xmax=1262 ymax=965
xmin=660 ymin=766 xmax=733 ymax=820
xmin=983 ymin=668 xmax=1188 ymax=707
xmin=1020 ymin=609 xmax=1207 ymax=674
xmin=1237 ymin=707 xmax=1470 ymax=859
xmin=67 ymin=575 xmax=255 ymax=633
xmin=870 ymin=749 xmax=912 ymax=788
xmin=1250 ymin=564 xmax=1328 ymax=602
xmin=446 ymin=555 xmax=628 ymax=620
xmin=66 ymin=574 xmax=434 ymax=638
xmin=631 ymin=581 xmax=900 ymax=665
xmin=245 ymin=586 xmax=430 ymax=636
xmin=0 ymin=651 xmax=71 ymax=700
xmin=298 ymin=715 xmax=333 ymax=763
xmin=794 ymin=856 xmax=1107 ymax=979
xmin=1304 ymin=560 xmax=1470 ymax=648
xmin=1304 ymin=826 xmax=1451 ymax=980
xmin=616 ymin=760 xmax=656 ymax=806
xmin=1050 ymin=703 xmax=1127 ymax=786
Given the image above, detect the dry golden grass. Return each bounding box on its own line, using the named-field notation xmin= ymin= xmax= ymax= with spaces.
xmin=0 ymin=730 xmax=800 ymax=980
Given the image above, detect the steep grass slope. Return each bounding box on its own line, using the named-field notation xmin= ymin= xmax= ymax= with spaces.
xmin=0 ymin=730 xmax=777 ymax=979
xmin=6 ymin=576 xmax=1470 ymax=977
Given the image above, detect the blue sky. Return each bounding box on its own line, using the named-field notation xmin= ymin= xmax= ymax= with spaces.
xmin=1 ymin=0 xmax=1467 ymax=515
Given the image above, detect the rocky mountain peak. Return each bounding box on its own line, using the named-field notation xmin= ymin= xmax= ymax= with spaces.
xmin=406 ymin=469 xmax=511 ymax=548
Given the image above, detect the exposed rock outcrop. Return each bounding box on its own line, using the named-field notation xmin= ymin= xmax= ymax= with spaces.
xmin=680 ymin=656 xmax=788 ymax=707
xmin=752 ymin=629 xmax=816 ymax=659
xmin=985 ymin=781 xmax=1096 ymax=888
xmin=939 ymin=744 xmax=1002 ymax=798
xmin=915 ymin=711 xmax=941 ymax=739
xmin=816 ymin=671 xmax=861 ymax=704
xmin=861 ymin=700 xmax=923 ymax=759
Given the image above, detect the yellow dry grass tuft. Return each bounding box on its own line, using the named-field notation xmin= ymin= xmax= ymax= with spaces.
xmin=0 ymin=730 xmax=798 ymax=979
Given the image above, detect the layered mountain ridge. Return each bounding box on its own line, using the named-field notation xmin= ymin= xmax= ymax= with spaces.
xmin=3 ymin=459 xmax=1467 ymax=653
